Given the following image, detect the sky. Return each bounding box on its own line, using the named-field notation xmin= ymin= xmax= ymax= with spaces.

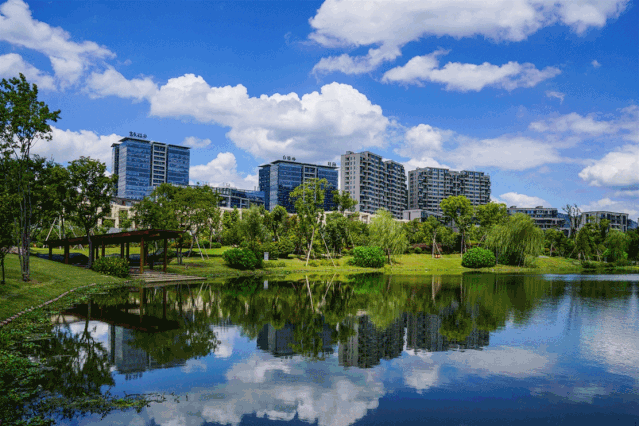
xmin=0 ymin=0 xmax=637 ymax=219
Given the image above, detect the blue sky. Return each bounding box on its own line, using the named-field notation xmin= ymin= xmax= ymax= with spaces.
xmin=1 ymin=0 xmax=637 ymax=219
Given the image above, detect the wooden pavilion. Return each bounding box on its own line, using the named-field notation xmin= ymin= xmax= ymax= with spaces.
xmin=45 ymin=229 xmax=184 ymax=273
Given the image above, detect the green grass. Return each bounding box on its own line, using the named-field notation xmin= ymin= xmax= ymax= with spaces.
xmin=0 ymin=254 xmax=126 ymax=320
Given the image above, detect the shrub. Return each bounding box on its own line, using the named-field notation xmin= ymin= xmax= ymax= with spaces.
xmin=352 ymin=246 xmax=386 ymax=268
xmin=413 ymin=247 xmax=422 ymax=255
xmin=461 ymin=248 xmax=496 ymax=268
xmin=210 ymin=242 xmax=222 ymax=249
xmin=581 ymin=260 xmax=598 ymax=269
xmin=263 ymin=260 xmax=286 ymax=268
xmin=497 ymin=250 xmax=524 ymax=266
xmin=342 ymin=248 xmax=352 ymax=256
xmin=277 ymin=239 xmax=295 ymax=258
xmin=91 ymin=256 xmax=130 ymax=278
xmin=223 ymin=248 xmax=262 ymax=270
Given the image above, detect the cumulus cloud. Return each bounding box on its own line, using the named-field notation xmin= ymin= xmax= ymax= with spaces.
xmin=31 ymin=127 xmax=121 ymax=167
xmin=591 ymin=59 xmax=602 ymax=68
xmin=182 ymin=136 xmax=212 ymax=149
xmin=495 ymin=192 xmax=548 ymax=208
xmin=189 ymin=152 xmax=258 ymax=189
xmin=148 ymin=75 xmax=390 ymax=163
xmin=578 ymin=145 xmax=639 ymax=187
xmin=382 ymin=49 xmax=560 ymax=91
xmin=529 ymin=106 xmax=639 ymax=141
xmin=0 ymin=53 xmax=55 ymax=90
xmin=0 ymin=0 xmax=115 ymax=86
xmin=85 ymin=67 xmax=157 ymax=101
xmin=545 ymin=91 xmax=565 ymax=104
xmin=309 ymin=0 xmax=628 ymax=74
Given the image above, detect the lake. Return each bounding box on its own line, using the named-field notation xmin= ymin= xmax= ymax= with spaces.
xmin=34 ymin=273 xmax=639 ymax=425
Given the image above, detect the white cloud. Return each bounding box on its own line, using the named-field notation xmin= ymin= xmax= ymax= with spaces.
xmin=0 ymin=0 xmax=115 ymax=86
xmin=0 ymin=53 xmax=55 ymax=90
xmin=148 ymin=75 xmax=390 ymax=163
xmin=613 ymin=189 xmax=639 ymax=198
xmin=32 ymin=127 xmax=121 ymax=167
xmin=545 ymin=91 xmax=565 ymax=104
xmin=580 ymin=197 xmax=639 ymax=219
xmin=182 ymin=136 xmax=212 ymax=149
xmin=309 ymin=0 xmax=628 ymax=74
xmin=529 ymin=106 xmax=639 ymax=141
xmin=592 ymin=59 xmax=602 ymax=68
xmin=382 ymin=49 xmax=560 ymax=91
xmin=578 ymin=144 xmax=639 ymax=187
xmin=85 ymin=67 xmax=157 ymax=101
xmin=496 ymin=192 xmax=548 ymax=207
xmin=189 ymin=152 xmax=258 ymax=189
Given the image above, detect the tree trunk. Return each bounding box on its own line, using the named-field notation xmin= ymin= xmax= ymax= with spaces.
xmin=305 ymin=227 xmax=316 ymax=267
xmin=87 ymin=233 xmax=94 ymax=268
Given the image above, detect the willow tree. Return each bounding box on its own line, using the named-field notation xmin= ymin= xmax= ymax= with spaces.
xmin=486 ymin=213 xmax=544 ymax=266
xmin=369 ymin=209 xmax=408 ymax=264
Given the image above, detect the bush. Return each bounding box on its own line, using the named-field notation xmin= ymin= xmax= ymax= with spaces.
xmin=413 ymin=247 xmax=422 ymax=254
xmin=342 ymin=248 xmax=352 ymax=256
xmin=277 ymin=239 xmax=295 ymax=258
xmin=222 ymin=248 xmax=262 ymax=270
xmin=260 ymin=242 xmax=280 ymax=260
xmin=210 ymin=242 xmax=222 ymax=249
xmin=461 ymin=248 xmax=496 ymax=268
xmin=581 ymin=260 xmax=598 ymax=269
xmin=263 ymin=260 xmax=286 ymax=268
xmin=352 ymin=246 xmax=386 ymax=268
xmin=497 ymin=250 xmax=524 ymax=266
xmin=91 ymin=256 xmax=130 ymax=278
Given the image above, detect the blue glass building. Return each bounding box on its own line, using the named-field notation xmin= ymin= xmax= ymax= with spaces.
xmin=258 ymin=159 xmax=338 ymax=213
xmin=212 ymin=186 xmax=265 ymax=209
xmin=111 ymin=136 xmax=190 ymax=200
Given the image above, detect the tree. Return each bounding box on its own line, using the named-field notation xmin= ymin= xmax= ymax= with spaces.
xmin=369 ymin=209 xmax=408 ymax=264
xmin=440 ymin=195 xmax=474 ymax=254
xmin=0 ymin=73 xmax=60 ymax=281
xmin=264 ymin=205 xmax=288 ymax=242
xmin=475 ymin=202 xmax=508 ymax=245
xmin=627 ymin=228 xmax=639 ymax=261
xmin=332 ymin=190 xmax=358 ymax=214
xmin=604 ymin=230 xmax=629 ymax=262
xmin=486 ymin=213 xmax=544 ymax=266
xmin=562 ymin=204 xmax=582 ymax=238
xmin=237 ymin=205 xmax=269 ymax=254
xmin=66 ymin=157 xmax=117 ymax=268
xmin=544 ymin=228 xmax=570 ymax=257
xmin=290 ymin=178 xmax=328 ymax=265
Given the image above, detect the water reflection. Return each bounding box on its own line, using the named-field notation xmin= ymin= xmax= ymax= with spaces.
xmin=32 ymin=273 xmax=639 ymax=425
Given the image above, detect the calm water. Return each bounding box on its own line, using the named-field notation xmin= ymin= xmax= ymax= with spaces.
xmin=36 ymin=274 xmax=639 ymax=425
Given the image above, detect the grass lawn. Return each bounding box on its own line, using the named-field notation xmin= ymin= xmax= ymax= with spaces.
xmin=0 ymin=254 xmax=126 ymax=321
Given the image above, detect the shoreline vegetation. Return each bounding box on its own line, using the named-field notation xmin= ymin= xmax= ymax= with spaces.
xmin=3 ymin=248 xmax=637 ymax=322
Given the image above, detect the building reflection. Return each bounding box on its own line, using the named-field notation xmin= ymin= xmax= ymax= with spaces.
xmin=257 ymin=322 xmax=334 ymax=358
xmin=338 ymin=315 xmax=404 ymax=369
xmin=405 ymin=312 xmax=489 ymax=353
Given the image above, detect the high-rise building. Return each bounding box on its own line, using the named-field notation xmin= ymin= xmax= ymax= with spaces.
xmin=212 ymin=186 xmax=265 ymax=209
xmin=258 ymin=159 xmax=338 ymax=213
xmin=111 ymin=134 xmax=190 ymax=200
xmin=340 ymin=151 xmax=407 ymax=219
xmin=407 ymin=167 xmax=490 ymax=214
xmin=579 ymin=211 xmax=629 ymax=233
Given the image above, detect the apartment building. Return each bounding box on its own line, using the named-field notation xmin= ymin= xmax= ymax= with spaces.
xmin=507 ymin=206 xmax=565 ymax=229
xmin=580 ymin=211 xmax=629 ymax=233
xmin=407 ymin=167 xmax=490 ymax=214
xmin=340 ymin=151 xmax=408 ymax=219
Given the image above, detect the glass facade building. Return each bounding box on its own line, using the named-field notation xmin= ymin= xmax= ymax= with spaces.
xmin=112 ymin=136 xmax=190 ymax=200
xmin=258 ymin=160 xmax=338 ymax=213
xmin=213 ymin=186 xmax=265 ymax=209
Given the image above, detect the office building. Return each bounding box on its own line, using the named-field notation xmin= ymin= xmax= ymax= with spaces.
xmin=338 ymin=314 xmax=404 ymax=369
xmin=212 ymin=186 xmax=265 ymax=209
xmin=407 ymin=167 xmax=490 ymax=215
xmin=111 ymin=134 xmax=190 ymax=200
xmin=258 ymin=158 xmax=338 ymax=213
xmin=341 ymin=151 xmax=408 ymax=219
xmin=580 ymin=211 xmax=629 ymax=233
xmin=507 ymin=206 xmax=565 ymax=229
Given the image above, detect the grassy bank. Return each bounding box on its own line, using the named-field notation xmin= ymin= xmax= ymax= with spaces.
xmin=0 ymin=254 xmax=127 ymax=321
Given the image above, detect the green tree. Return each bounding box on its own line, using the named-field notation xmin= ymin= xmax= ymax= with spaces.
xmin=486 ymin=213 xmax=544 ymax=266
xmin=290 ymin=178 xmax=328 ymax=265
xmin=369 ymin=209 xmax=408 ymax=264
xmin=264 ymin=205 xmax=288 ymax=242
xmin=118 ymin=210 xmax=133 ymax=230
xmin=627 ymin=228 xmax=639 ymax=261
xmin=237 ymin=205 xmax=269 ymax=253
xmin=544 ymin=228 xmax=570 ymax=257
xmin=0 ymin=73 xmax=60 ymax=281
xmin=475 ymin=202 xmax=508 ymax=244
xmin=604 ymin=230 xmax=629 ymax=262
xmin=332 ymin=190 xmax=358 ymax=213
xmin=221 ymin=208 xmax=242 ymax=246
xmin=440 ymin=195 xmax=474 ymax=254
xmin=67 ymin=157 xmax=117 ymax=268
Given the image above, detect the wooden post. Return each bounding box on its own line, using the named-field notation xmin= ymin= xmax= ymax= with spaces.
xmin=126 ymin=242 xmax=130 ymax=260
xmin=101 ymin=240 xmax=105 ymax=258
xmin=163 ymin=238 xmax=168 ymax=273
xmin=149 ymin=241 xmax=154 ymax=270
xmin=64 ymin=243 xmax=69 ymax=264
xmin=140 ymin=237 xmax=144 ymax=274
xmin=120 ymin=242 xmax=124 ymax=258
xmin=48 ymin=245 xmax=52 ymax=260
